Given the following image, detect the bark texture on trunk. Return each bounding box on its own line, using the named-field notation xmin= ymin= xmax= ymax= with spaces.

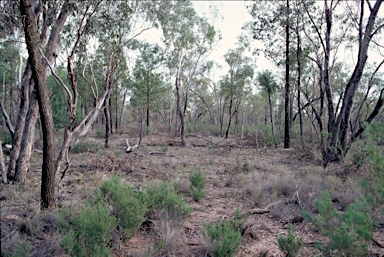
xmin=0 ymin=140 xmax=7 ymax=184
xmin=20 ymin=0 xmax=58 ymax=209
xmin=175 ymin=53 xmax=186 ymax=146
xmin=14 ymin=89 xmax=39 ymax=183
xmin=323 ymin=0 xmax=382 ymax=166
xmin=284 ymin=0 xmax=290 ymax=149
xmin=7 ymin=62 xmax=31 ymax=179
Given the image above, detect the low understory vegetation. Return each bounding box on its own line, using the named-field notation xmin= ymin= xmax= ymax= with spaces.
xmin=1 ymin=122 xmax=383 ymax=256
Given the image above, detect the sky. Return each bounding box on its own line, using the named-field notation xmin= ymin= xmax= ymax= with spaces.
xmin=135 ymin=1 xmax=384 ymax=80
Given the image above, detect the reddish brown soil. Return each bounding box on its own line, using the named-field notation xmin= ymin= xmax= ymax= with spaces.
xmin=1 ymin=132 xmax=383 ymax=257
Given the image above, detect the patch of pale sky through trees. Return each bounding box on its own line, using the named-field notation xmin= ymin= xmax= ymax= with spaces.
xmin=136 ymin=1 xmax=383 ymax=81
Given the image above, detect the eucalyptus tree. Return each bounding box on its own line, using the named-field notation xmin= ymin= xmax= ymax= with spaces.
xmin=300 ymin=0 xmax=383 ymax=166
xmin=257 ymin=70 xmax=279 ymax=147
xmin=0 ymin=42 xmax=19 ymax=129
xmin=220 ymin=44 xmax=254 ymax=139
xmin=130 ymin=42 xmax=167 ymax=132
xmin=247 ymin=0 xmax=293 ymax=148
xmin=160 ymin=0 xmax=219 ymax=146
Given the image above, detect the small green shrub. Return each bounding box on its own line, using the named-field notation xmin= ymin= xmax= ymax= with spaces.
xmin=2 ymin=242 xmax=31 ymax=257
xmin=302 ymin=190 xmax=373 ymax=257
xmin=189 ymin=168 xmax=206 ymax=201
xmin=277 ymin=224 xmax=303 ymax=257
xmin=147 ymin=181 xmax=191 ymax=218
xmin=98 ymin=176 xmax=150 ymax=239
xmin=59 ymin=202 xmax=116 ymax=257
xmin=359 ymin=122 xmax=384 ymax=208
xmin=203 ymin=220 xmax=242 ymax=257
xmin=70 ymin=141 xmax=99 ymax=153
xmin=96 ymin=129 xmax=104 ymax=138
xmin=160 ymin=143 xmax=168 ymax=153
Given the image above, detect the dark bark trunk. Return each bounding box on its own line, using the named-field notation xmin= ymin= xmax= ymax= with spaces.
xmin=146 ymin=91 xmax=150 ymax=131
xmin=21 ymin=0 xmax=58 ymax=210
xmin=324 ymin=0 xmax=382 ymax=165
xmin=104 ymin=87 xmax=111 ymax=148
xmin=296 ymin=27 xmax=304 ymax=146
xmin=176 ymin=72 xmax=186 ymax=146
xmin=225 ymin=98 xmax=234 ymax=139
xmin=268 ymin=90 xmax=278 ymax=148
xmin=109 ymin=91 xmax=113 ymax=135
xmin=284 ymin=0 xmax=290 ymax=149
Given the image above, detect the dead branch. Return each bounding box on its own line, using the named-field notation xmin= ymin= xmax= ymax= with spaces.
xmin=372 ymin=237 xmax=384 ymax=248
xmin=0 ymin=99 xmax=15 ymax=138
xmin=126 ymin=139 xmax=139 ymax=153
xmin=245 ymin=199 xmax=299 ymax=215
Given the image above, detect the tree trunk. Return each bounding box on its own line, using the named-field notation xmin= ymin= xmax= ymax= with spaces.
xmin=20 ymin=0 xmax=58 ymax=209
xmin=268 ymin=90 xmax=278 ymax=148
xmin=0 ymin=140 xmax=7 ymax=184
xmin=104 ymin=87 xmax=111 ymax=148
xmin=225 ymin=98 xmax=234 ymax=139
xmin=283 ymin=0 xmax=290 ymax=149
xmin=323 ymin=0 xmax=382 ymax=166
xmin=14 ymin=90 xmax=39 ymax=183
xmin=0 ymin=99 xmax=15 ymax=138
xmin=296 ymin=26 xmax=304 ymax=146
xmin=175 ymin=54 xmax=186 ymax=146
xmin=7 ymin=62 xmax=31 ymax=179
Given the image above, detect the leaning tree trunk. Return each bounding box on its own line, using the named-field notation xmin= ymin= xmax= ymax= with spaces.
xmin=20 ymin=0 xmax=58 ymax=210
xmin=7 ymin=62 xmax=31 ymax=180
xmin=14 ymin=90 xmax=39 ymax=183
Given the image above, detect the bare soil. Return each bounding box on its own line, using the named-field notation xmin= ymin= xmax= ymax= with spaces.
xmin=1 ymin=132 xmax=383 ymax=257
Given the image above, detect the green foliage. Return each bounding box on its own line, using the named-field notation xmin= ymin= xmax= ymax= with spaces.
xmin=262 ymin=124 xmax=277 ymax=147
xmin=70 ymin=141 xmax=100 ymax=154
xmin=1 ymin=131 xmax=12 ymax=145
xmin=97 ymin=176 xmax=150 ymax=239
xmin=357 ymin=122 xmax=384 ymax=208
xmin=277 ymin=224 xmax=303 ymax=257
xmin=302 ymin=191 xmax=373 ymax=257
xmin=160 ymin=143 xmax=168 ymax=153
xmin=2 ymin=242 xmax=31 ymax=257
xmin=189 ymin=167 xmax=206 ymax=201
xmin=203 ymin=220 xmax=242 ymax=257
xmin=59 ymin=202 xmax=116 ymax=257
xmin=147 ymin=181 xmax=192 ymax=218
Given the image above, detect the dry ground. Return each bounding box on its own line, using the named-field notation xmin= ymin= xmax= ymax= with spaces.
xmin=1 ymin=131 xmax=383 ymax=256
